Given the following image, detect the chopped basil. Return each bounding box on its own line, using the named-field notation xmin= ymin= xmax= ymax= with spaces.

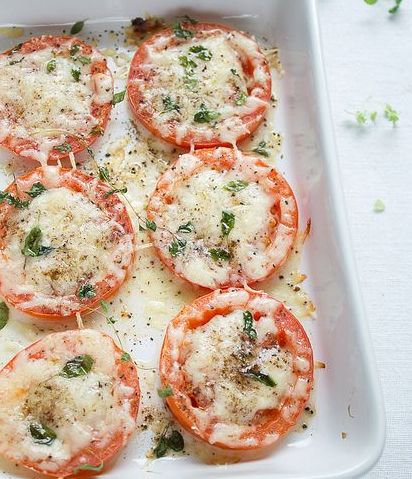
xmin=70 ymin=44 xmax=80 ymax=56
xmin=98 ymin=166 xmax=110 ymax=182
xmin=364 ymin=0 xmax=378 ymax=3
xmin=355 ymin=111 xmax=367 ymax=125
xmin=26 ymin=182 xmax=46 ymax=198
xmin=54 ymin=142 xmax=72 ymax=153
xmin=9 ymin=57 xmax=24 ymax=66
xmin=60 ymin=354 xmax=94 ymax=378
xmin=162 ymin=95 xmax=180 ymax=113
xmin=46 ymin=59 xmax=56 ymax=73
xmin=29 ymin=422 xmax=57 ymax=445
xmin=77 ymin=55 xmax=91 ymax=65
xmin=194 ymin=103 xmax=219 ymax=123
xmin=189 ymin=45 xmax=212 ymax=61
xmin=235 ymin=92 xmax=247 ymax=106
xmin=252 ymin=141 xmax=269 ymax=157
xmin=173 ymin=22 xmax=193 ymax=39
xmin=0 ymin=302 xmax=9 ymax=331
xmin=384 ymin=104 xmax=399 ymax=125
xmin=179 ymin=55 xmax=197 ymax=76
xmin=373 ymin=199 xmax=385 ymax=213
xmin=78 ymin=284 xmax=96 ymax=299
xmin=167 ymin=430 xmax=184 ymax=451
xmin=70 ymin=20 xmax=86 ymax=35
xmin=177 ymin=222 xmax=194 ymax=233
xmin=74 ymin=463 xmax=104 ymax=474
xmin=71 ymin=68 xmax=81 ymax=82
xmin=178 ymin=15 xmax=198 ymax=24
xmin=21 ymin=227 xmax=54 ymax=257
xmin=121 ymin=352 xmax=131 ymax=362
xmin=145 ymin=219 xmax=157 ymax=231
xmin=230 ymin=68 xmax=241 ymax=78
xmin=223 ymin=180 xmax=248 ymax=192
xmin=169 ymin=238 xmax=187 ymax=257
xmin=183 ymin=76 xmax=198 ymax=90
xmin=209 ymin=248 xmax=231 ymax=262
xmin=242 ymin=369 xmax=276 ymax=387
xmin=370 ymin=111 xmax=378 ymax=122
xmin=0 ymin=191 xmax=29 ymax=209
xmin=158 ymin=385 xmax=173 ymax=398
xmin=221 ymin=211 xmax=235 ymax=236
xmin=9 ymin=43 xmax=23 ymax=55
xmin=104 ymin=187 xmax=128 ymax=197
xmin=389 ymin=0 xmax=402 ymax=14
xmin=91 ymin=125 xmax=104 ymax=136
xmin=154 ymin=430 xmax=184 ymax=457
xmin=112 ymin=90 xmax=126 ymax=105
xmin=100 ymin=299 xmax=110 ymax=313
xmin=243 ymin=311 xmax=257 ymax=340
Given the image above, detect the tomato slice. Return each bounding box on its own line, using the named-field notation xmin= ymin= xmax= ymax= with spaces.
xmin=0 ymin=35 xmax=113 ymax=164
xmin=0 ymin=329 xmax=139 ymax=477
xmin=0 ymin=166 xmax=135 ymax=319
xmin=127 ymin=22 xmax=271 ymax=148
xmin=147 ymin=147 xmax=298 ymax=289
xmin=160 ymin=288 xmax=313 ymax=450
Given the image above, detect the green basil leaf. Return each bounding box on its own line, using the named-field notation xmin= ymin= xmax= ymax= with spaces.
xmin=112 ymin=90 xmax=126 ymax=105
xmin=121 ymin=352 xmax=131 ymax=362
xmin=183 ymin=76 xmax=198 ymax=90
xmin=209 ymin=248 xmax=231 ymax=262
xmin=169 ymin=238 xmax=187 ymax=257
xmin=162 ymin=95 xmax=180 ymax=113
xmin=78 ymin=284 xmax=96 ymax=299
xmin=74 ymin=462 xmax=104 ymax=474
xmin=157 ymin=385 xmax=173 ymax=398
xmin=29 ymin=422 xmax=57 ymax=445
xmin=189 ymin=45 xmax=212 ymax=61
xmin=167 ymin=430 xmax=184 ymax=451
xmin=0 ymin=191 xmax=29 ymax=209
xmin=221 ymin=211 xmax=235 ymax=236
xmin=9 ymin=57 xmax=24 ymax=66
xmin=26 ymin=182 xmax=46 ymax=198
xmin=98 ymin=166 xmax=110 ymax=182
xmin=243 ymin=310 xmax=257 ymax=340
xmin=104 ymin=187 xmax=127 ymax=198
xmin=70 ymin=44 xmax=80 ymax=56
xmin=252 ymin=141 xmax=269 ymax=157
xmin=77 ymin=56 xmax=91 ymax=65
xmin=9 ymin=43 xmax=23 ymax=55
xmin=145 ymin=219 xmax=157 ymax=231
xmin=100 ymin=299 xmax=110 ymax=314
xmin=223 ymin=180 xmax=248 ymax=192
xmin=194 ymin=103 xmax=219 ymax=123
xmin=242 ymin=369 xmax=276 ymax=387
xmin=70 ymin=20 xmax=86 ymax=35
xmin=173 ymin=23 xmax=193 ymax=39
xmin=46 ymin=59 xmax=56 ymax=73
xmin=177 ymin=222 xmax=194 ymax=234
xmin=235 ymin=92 xmax=247 ymax=106
xmin=60 ymin=354 xmax=94 ymax=378
xmin=0 ymin=302 xmax=9 ymax=331
xmin=230 ymin=68 xmax=241 ymax=78
xmin=154 ymin=436 xmax=168 ymax=458
xmin=54 ymin=143 xmax=72 ymax=153
xmin=71 ymin=68 xmax=81 ymax=82
xmin=22 ymin=227 xmax=53 ymax=257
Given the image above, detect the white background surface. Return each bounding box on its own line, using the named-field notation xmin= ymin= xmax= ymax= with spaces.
xmin=318 ymin=0 xmax=412 ymax=477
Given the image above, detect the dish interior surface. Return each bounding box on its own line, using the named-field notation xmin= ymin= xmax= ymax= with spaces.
xmin=0 ymin=1 xmax=384 ymax=478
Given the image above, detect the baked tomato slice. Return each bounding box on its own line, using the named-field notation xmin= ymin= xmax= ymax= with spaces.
xmin=0 ymin=35 xmax=113 ymax=164
xmin=160 ymin=288 xmax=313 ymax=449
xmin=0 ymin=166 xmax=135 ymax=319
xmin=127 ymin=22 xmax=271 ymax=148
xmin=0 ymin=329 xmax=139 ymax=477
xmin=147 ymin=147 xmax=298 ymax=289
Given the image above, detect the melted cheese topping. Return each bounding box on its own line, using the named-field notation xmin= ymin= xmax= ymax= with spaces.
xmin=131 ymin=28 xmax=269 ymax=144
xmin=0 ymin=329 xmax=136 ymax=472
xmin=149 ymin=151 xmax=296 ymax=289
xmin=0 ymin=187 xmax=133 ymax=315
xmin=0 ymin=40 xmax=112 ymax=163
xmin=184 ymin=310 xmax=293 ymax=426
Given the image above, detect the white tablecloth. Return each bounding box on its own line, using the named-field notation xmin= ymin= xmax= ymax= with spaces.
xmin=318 ymin=0 xmax=412 ymax=477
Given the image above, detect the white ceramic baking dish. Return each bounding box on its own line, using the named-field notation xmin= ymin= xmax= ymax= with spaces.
xmin=0 ymin=0 xmax=385 ymax=478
